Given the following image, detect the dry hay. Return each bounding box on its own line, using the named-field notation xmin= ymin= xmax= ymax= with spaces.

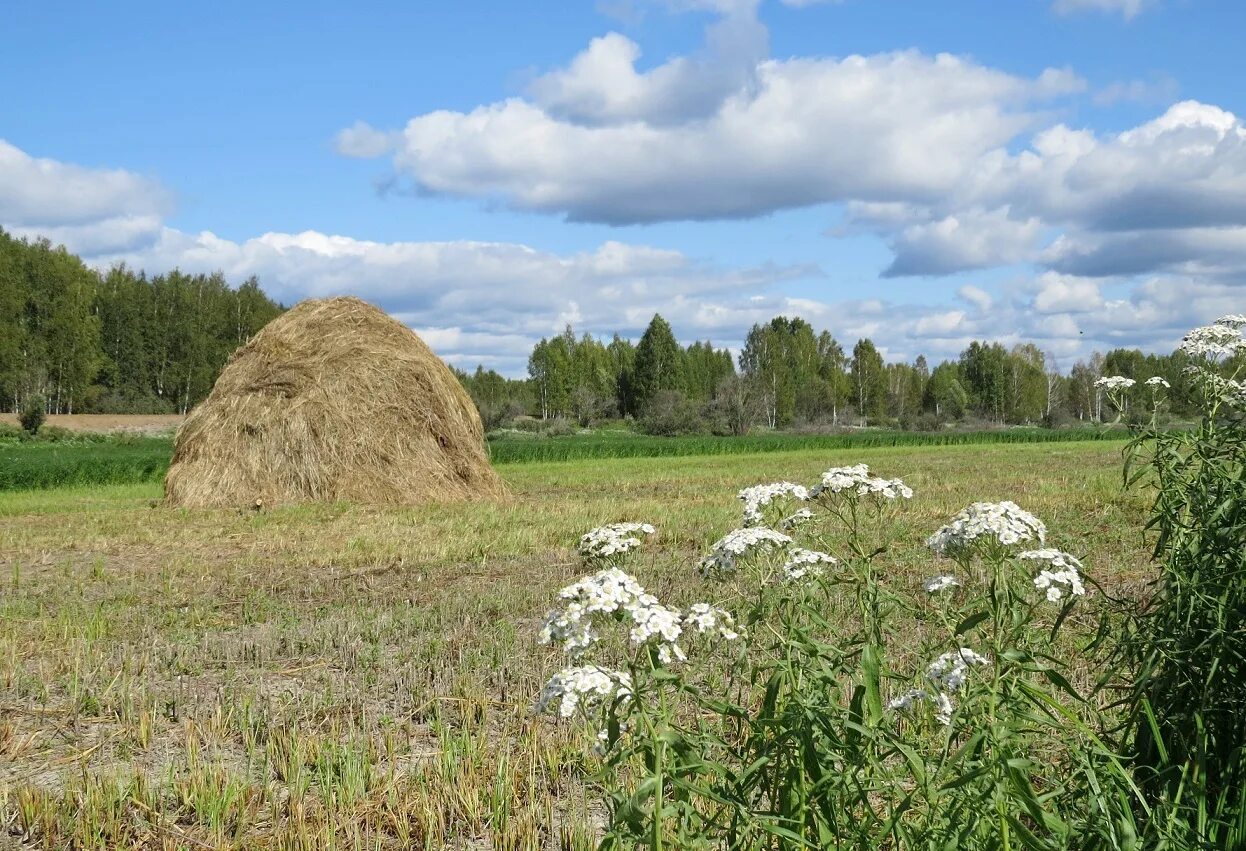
xmin=165 ymin=296 xmax=506 ymax=508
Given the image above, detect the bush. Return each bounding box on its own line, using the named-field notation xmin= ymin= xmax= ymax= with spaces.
xmin=540 ymin=418 xmax=577 ymax=437
xmin=638 ymin=390 xmax=706 ymax=436
xmin=19 ymin=397 xmax=46 ymax=435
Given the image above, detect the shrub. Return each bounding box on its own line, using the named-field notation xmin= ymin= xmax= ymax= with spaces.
xmin=638 ymin=390 xmax=705 ymax=436
xmin=19 ymin=397 xmax=46 ymax=435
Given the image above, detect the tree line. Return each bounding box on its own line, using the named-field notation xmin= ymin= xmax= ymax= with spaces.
xmin=459 ymin=314 xmax=1211 ymax=434
xmin=2 ymin=228 xmax=1210 ymax=430
xmin=0 ymin=228 xmax=283 ymax=415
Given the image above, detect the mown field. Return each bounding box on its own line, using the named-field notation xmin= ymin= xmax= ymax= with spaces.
xmin=0 ymin=441 xmax=1152 ymax=849
xmin=0 ymin=427 xmax=1127 ymax=491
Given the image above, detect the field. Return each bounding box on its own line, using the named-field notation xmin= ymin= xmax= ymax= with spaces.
xmin=0 ymin=426 xmax=1127 ymax=491
xmin=0 ymin=441 xmax=1152 ymax=849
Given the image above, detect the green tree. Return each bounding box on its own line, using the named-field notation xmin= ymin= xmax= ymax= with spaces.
xmin=850 ymin=338 xmax=887 ymax=421
xmin=631 ymin=315 xmax=685 ymax=415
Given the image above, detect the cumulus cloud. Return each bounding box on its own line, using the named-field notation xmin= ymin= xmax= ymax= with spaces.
xmin=365 ymin=51 xmax=1070 ymax=225
xmin=528 ymin=9 xmax=767 ymax=125
xmin=0 ymin=139 xmax=170 ymax=252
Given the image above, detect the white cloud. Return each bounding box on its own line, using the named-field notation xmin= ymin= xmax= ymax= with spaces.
xmin=1092 ymin=74 xmax=1179 ymax=106
xmin=0 ymin=139 xmax=169 ymax=246
xmin=1051 ymin=0 xmax=1152 ymax=19
xmin=528 ymin=8 xmax=767 ymax=126
xmin=1031 ymin=273 xmax=1104 ymax=313
xmin=366 ymin=50 xmax=1069 ymax=225
xmin=878 ymin=207 xmax=1045 ymax=276
xmin=957 ymin=285 xmax=994 ymax=312
xmin=333 ymin=121 xmax=397 ymax=158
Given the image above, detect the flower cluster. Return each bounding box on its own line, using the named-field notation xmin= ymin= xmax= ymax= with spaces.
xmin=540 ymin=567 xmax=647 ymax=655
xmin=699 ymin=527 xmax=793 ymax=579
xmin=927 ymin=501 xmax=1046 ymax=558
xmin=738 ymin=482 xmax=809 ymax=526
xmin=682 ymin=603 xmax=740 ymax=641
xmin=1181 ymin=319 xmax=1246 ymax=361
xmin=1145 ymin=376 xmax=1171 ymax=389
xmin=924 ymin=574 xmax=959 ymax=593
xmin=535 ymin=665 xmax=633 ymax=718
xmin=578 ymin=523 xmax=656 ymax=561
xmin=923 ymin=648 xmax=992 ymax=724
xmin=1094 ymin=375 xmax=1136 ymax=392
xmin=1020 ymin=549 xmax=1087 ymax=602
xmin=781 ymin=548 xmax=837 ymax=582
xmin=811 ymin=464 xmax=913 ymax=500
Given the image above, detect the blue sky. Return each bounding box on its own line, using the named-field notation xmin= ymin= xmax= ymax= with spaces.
xmin=3 ymin=0 xmax=1244 ymax=374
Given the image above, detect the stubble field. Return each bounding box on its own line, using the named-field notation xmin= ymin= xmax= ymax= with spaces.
xmin=0 ymin=441 xmax=1152 ymax=849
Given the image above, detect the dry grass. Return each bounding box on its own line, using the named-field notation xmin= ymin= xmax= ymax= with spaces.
xmin=0 ymin=441 xmax=1152 ymax=849
xmin=165 ymin=297 xmax=506 ymax=509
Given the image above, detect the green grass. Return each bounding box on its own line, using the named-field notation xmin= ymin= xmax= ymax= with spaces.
xmin=0 ymin=438 xmax=171 ymax=491
xmin=0 ymin=441 xmax=1151 ymax=848
xmin=0 ymin=427 xmax=1128 ymax=492
xmin=486 ymin=426 xmax=1127 ymax=463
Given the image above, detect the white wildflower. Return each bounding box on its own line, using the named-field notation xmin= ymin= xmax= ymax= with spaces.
xmin=811 ymin=464 xmax=913 ymax=500
xmin=926 ymin=648 xmax=991 ymax=693
xmin=738 ymin=482 xmax=809 ymax=526
xmin=886 ymin=689 xmax=928 ymax=713
xmin=682 ymin=603 xmax=739 ymax=641
xmin=781 ymin=548 xmax=837 ymax=582
xmin=1181 ymin=322 xmax=1245 ymax=361
xmin=534 ymin=666 xmax=633 ymax=719
xmin=1021 ymin=549 xmax=1087 ymax=602
xmin=1094 ymin=375 xmax=1136 ymax=392
xmin=699 ymin=527 xmax=793 ymax=579
xmin=578 ymin=523 xmax=656 ymax=561
xmin=924 ymin=574 xmax=960 ymax=593
xmin=934 ymin=692 xmax=955 ymax=725
xmin=541 ymin=567 xmax=686 ymax=662
xmin=927 ymin=501 xmax=1046 ymax=557
xmin=778 ymin=507 xmax=816 ymax=531
xmin=1144 ymin=376 xmax=1171 ymax=389
xmin=1217 ymin=314 xmax=1246 ymax=328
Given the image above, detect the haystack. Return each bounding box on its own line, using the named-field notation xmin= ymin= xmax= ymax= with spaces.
xmin=165 ymin=296 xmax=506 ymax=508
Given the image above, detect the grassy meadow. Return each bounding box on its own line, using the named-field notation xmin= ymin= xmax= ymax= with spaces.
xmin=0 ymin=440 xmax=1153 ymax=849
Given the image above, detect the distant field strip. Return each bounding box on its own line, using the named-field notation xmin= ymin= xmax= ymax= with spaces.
xmin=0 ymin=428 xmax=1127 ymax=491
xmin=485 ymin=427 xmax=1129 ymax=463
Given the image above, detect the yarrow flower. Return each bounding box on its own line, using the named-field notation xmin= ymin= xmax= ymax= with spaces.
xmin=1094 ymin=375 xmax=1136 ymax=392
xmin=578 ymin=523 xmax=656 ymax=561
xmin=927 ymin=501 xmax=1046 ymax=558
xmin=1144 ymin=376 xmax=1171 ymax=389
xmin=924 ymin=574 xmax=960 ymax=593
xmin=811 ymin=464 xmax=913 ymax=500
xmin=534 ymin=665 xmax=632 ymax=718
xmin=1020 ymin=549 xmax=1087 ymax=602
xmin=738 ymin=482 xmax=809 ymax=526
xmin=886 ymin=689 xmax=928 ymax=712
xmin=778 ymin=508 xmax=816 ymax=531
xmin=699 ymin=527 xmax=793 ymax=579
xmin=1181 ymin=321 xmax=1246 ymax=361
xmin=781 ymin=548 xmax=837 ymax=582
xmin=540 ymin=567 xmax=688 ymax=662
xmin=681 ymin=603 xmax=740 ymax=641
xmin=927 ymin=648 xmax=991 ymax=693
